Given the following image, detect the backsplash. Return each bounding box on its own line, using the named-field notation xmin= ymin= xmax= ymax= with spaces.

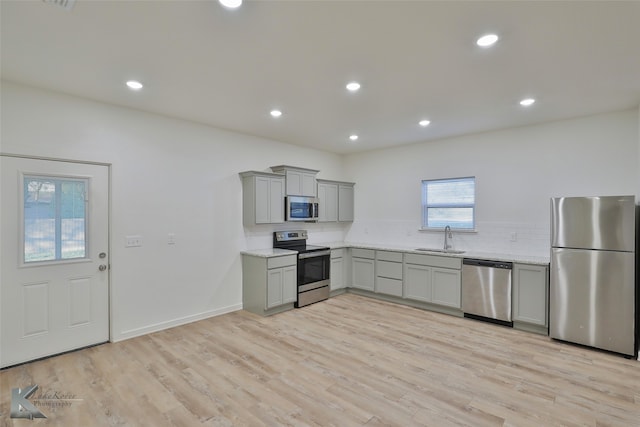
xmin=344 ymin=220 xmax=551 ymax=257
xmin=242 ymin=223 xmax=346 ymax=250
xmin=242 ymin=220 xmax=551 ymax=257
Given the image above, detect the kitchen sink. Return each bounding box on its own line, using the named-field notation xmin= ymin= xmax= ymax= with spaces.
xmin=415 ymin=248 xmax=466 ymax=254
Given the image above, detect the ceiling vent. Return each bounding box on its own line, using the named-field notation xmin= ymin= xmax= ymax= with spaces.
xmin=42 ymin=0 xmax=76 ymax=11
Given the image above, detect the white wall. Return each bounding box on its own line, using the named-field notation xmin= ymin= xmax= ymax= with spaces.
xmin=0 ymin=81 xmax=347 ymax=341
xmin=343 ymin=109 xmax=640 ymax=256
xmin=3 ymin=81 xmax=639 ymax=347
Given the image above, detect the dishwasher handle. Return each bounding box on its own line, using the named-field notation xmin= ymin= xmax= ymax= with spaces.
xmin=463 ymin=258 xmax=513 ymax=269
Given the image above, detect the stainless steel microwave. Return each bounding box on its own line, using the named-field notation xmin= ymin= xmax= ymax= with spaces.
xmin=285 ymin=196 xmax=319 ymax=222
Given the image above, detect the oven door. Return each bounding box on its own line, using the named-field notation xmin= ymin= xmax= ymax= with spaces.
xmin=296 ymin=250 xmax=330 ymax=307
xmin=298 ymin=250 xmax=330 ymax=290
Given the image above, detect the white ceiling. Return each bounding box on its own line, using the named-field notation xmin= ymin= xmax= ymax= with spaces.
xmin=2 ymin=0 xmax=640 ymax=154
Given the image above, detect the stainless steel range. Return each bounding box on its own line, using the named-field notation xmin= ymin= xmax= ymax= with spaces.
xmin=273 ymin=230 xmax=330 ymax=307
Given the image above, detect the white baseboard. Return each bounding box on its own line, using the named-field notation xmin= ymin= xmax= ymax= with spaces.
xmin=114 ymin=303 xmax=243 ymax=342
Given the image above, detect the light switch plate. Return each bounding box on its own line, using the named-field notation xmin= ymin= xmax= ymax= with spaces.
xmin=125 ymin=235 xmax=142 ymax=247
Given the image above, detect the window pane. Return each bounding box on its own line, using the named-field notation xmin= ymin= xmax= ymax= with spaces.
xmin=427 ymin=207 xmax=474 ymax=229
xmin=422 ymin=177 xmax=475 ymax=230
xmin=24 ymin=177 xmax=87 ymax=263
xmin=426 ymin=179 xmax=475 ymax=206
xmin=60 ymin=181 xmax=87 ymax=259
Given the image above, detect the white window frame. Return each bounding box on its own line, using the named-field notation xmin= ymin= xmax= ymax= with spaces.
xmin=421 ymin=176 xmax=476 ymax=231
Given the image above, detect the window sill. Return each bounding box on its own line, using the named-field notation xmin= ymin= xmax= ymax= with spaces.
xmin=419 ymin=228 xmax=477 ymax=234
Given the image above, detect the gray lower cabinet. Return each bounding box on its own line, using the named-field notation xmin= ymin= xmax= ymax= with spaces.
xmin=242 ymin=254 xmax=297 ymax=316
xmin=352 ymin=248 xmax=375 ymax=291
xmin=267 ymin=265 xmax=297 ymax=308
xmin=403 ymin=253 xmax=461 ymax=309
xmin=330 ymin=249 xmax=345 ymax=290
xmin=404 ymin=263 xmax=432 ymax=301
xmin=431 ymin=267 xmax=461 ymax=308
xmin=375 ymin=250 xmax=403 ymax=297
xmin=512 ymin=263 xmax=549 ymax=333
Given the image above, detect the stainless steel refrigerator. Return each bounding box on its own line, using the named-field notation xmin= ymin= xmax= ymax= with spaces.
xmin=550 ymin=195 xmax=637 ymax=357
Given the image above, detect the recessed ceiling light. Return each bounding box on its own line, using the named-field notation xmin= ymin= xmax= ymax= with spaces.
xmin=419 ymin=120 xmax=431 ymax=127
xmin=349 ymin=134 xmax=358 ymax=141
xmin=270 ymin=109 xmax=282 ymax=118
xmin=126 ymin=80 xmax=143 ymax=90
xmin=346 ymin=82 xmax=361 ymax=92
xmin=219 ymin=0 xmax=242 ymax=8
xmin=476 ymin=34 xmax=499 ymax=47
xmin=520 ymin=98 xmax=536 ymax=107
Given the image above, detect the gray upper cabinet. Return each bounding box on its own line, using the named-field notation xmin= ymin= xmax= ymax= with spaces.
xmin=338 ymin=183 xmax=355 ymax=222
xmin=271 ymin=165 xmax=319 ymax=197
xmin=317 ymin=180 xmax=339 ymax=222
xmin=512 ymin=263 xmax=549 ymax=333
xmin=317 ymin=179 xmax=354 ymax=222
xmin=240 ymin=171 xmax=285 ymax=226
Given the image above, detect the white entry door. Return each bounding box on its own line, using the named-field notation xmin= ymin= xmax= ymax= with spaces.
xmin=1 ymin=156 xmax=110 ymax=368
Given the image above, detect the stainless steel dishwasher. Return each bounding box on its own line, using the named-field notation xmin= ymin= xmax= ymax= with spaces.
xmin=462 ymin=258 xmax=513 ymax=327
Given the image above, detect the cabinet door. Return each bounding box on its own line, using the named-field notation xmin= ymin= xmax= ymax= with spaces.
xmin=317 ymin=182 xmax=338 ymax=222
xmin=404 ymin=264 xmax=432 ymax=302
xmin=269 ymin=177 xmax=284 ymax=223
xmin=282 ymin=266 xmax=297 ymax=304
xmin=267 ymin=268 xmax=284 ymax=308
xmin=432 ymin=268 xmax=461 ymax=308
xmin=301 ymin=173 xmax=317 ymax=197
xmin=285 ymin=170 xmax=302 ymax=196
xmin=330 ymin=257 xmax=344 ymax=290
xmin=338 ymin=184 xmax=354 ymax=222
xmin=352 ymin=258 xmax=374 ymax=291
xmin=254 ymin=176 xmax=271 ymax=224
xmin=513 ymin=264 xmax=548 ymax=326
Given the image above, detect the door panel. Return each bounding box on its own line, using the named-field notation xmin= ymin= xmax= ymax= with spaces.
xmin=550 ymin=247 xmax=635 ymax=355
xmin=1 ymin=156 xmax=110 ymax=368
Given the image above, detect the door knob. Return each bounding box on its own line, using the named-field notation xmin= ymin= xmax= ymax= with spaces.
xmin=99 ymin=252 xmax=107 ymax=259
xmin=99 ymin=264 xmax=107 ymax=271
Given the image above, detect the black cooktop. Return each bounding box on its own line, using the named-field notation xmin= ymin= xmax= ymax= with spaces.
xmin=273 ymin=231 xmax=329 ymax=253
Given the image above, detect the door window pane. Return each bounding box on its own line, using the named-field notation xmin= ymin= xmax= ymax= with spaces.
xmin=24 ymin=176 xmax=88 ymax=263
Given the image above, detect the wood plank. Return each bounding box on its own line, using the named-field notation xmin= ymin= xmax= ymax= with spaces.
xmin=1 ymin=293 xmax=639 ymax=426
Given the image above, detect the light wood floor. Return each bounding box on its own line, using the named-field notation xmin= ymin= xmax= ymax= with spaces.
xmin=1 ymin=293 xmax=639 ymax=426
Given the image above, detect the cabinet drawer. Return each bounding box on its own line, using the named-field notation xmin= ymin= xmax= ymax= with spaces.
xmin=405 ymin=253 xmax=461 ymax=270
xmin=268 ymin=255 xmax=297 ymax=269
xmin=376 ymin=250 xmax=403 ymax=262
xmin=376 ymin=277 xmax=403 ymax=297
xmin=331 ymin=248 xmax=344 ymax=259
xmin=352 ymin=248 xmax=375 ymax=259
xmin=376 ymin=260 xmax=403 ymax=279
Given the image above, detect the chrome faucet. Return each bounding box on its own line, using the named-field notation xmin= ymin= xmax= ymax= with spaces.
xmin=443 ymin=225 xmax=453 ymax=251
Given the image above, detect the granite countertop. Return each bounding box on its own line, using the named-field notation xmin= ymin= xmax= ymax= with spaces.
xmin=310 ymin=241 xmax=550 ymax=265
xmin=242 ymin=241 xmax=549 ymax=265
xmin=240 ymin=248 xmax=298 ymax=258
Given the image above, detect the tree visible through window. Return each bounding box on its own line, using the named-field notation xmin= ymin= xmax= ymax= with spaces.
xmin=422 ymin=177 xmax=475 ymax=230
xmin=24 ymin=176 xmax=88 ymax=263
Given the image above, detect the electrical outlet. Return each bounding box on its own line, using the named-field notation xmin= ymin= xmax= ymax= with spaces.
xmin=510 ymin=232 xmax=517 ymax=242
xmin=168 ymin=233 xmax=176 ymax=245
xmin=125 ymin=235 xmax=142 ymax=247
